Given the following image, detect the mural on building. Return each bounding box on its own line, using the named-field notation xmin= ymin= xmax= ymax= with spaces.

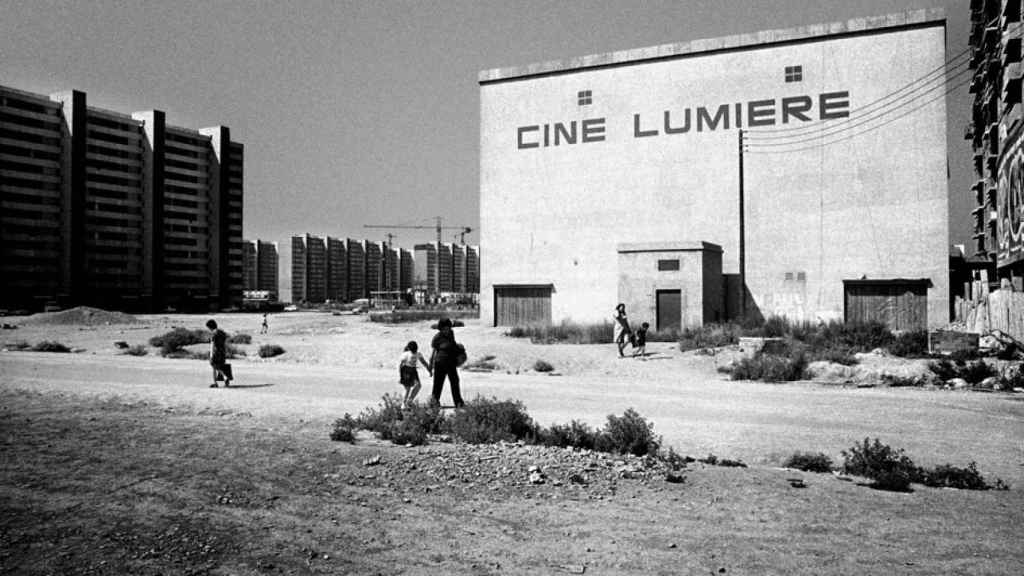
xmin=998 ymin=131 xmax=1024 ymax=267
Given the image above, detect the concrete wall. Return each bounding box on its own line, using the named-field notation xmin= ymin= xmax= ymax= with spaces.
xmin=617 ymin=242 xmax=722 ymax=329
xmin=479 ymin=12 xmax=949 ymax=327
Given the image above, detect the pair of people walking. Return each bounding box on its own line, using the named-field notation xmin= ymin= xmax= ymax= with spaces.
xmin=614 ymin=303 xmax=649 ymax=358
xmin=398 ymin=317 xmax=465 ymax=408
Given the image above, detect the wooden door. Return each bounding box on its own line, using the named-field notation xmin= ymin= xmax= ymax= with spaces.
xmin=494 ymin=285 xmax=552 ymax=326
xmin=656 ymin=289 xmax=682 ymax=331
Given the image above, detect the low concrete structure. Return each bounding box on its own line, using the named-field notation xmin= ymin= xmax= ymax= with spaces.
xmin=617 ymin=242 xmax=723 ymax=330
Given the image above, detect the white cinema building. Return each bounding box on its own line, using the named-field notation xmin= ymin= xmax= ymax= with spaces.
xmin=479 ymin=9 xmax=949 ymax=331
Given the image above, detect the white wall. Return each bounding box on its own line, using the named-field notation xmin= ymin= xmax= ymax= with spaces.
xmin=480 ymin=22 xmax=948 ymax=327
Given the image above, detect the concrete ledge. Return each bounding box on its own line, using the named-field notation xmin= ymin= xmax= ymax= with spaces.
xmin=617 ymin=241 xmax=722 ymax=254
xmin=479 ymin=8 xmax=944 ymax=84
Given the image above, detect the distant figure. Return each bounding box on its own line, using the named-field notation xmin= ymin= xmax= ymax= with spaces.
xmin=399 ymin=341 xmax=431 ymax=407
xmin=613 ymin=303 xmax=632 ymax=358
xmin=633 ymin=322 xmax=650 ymax=358
xmin=206 ymin=319 xmax=232 ymax=388
xmin=430 ymin=317 xmax=465 ymax=408
xmin=260 ymin=313 xmax=269 ymax=334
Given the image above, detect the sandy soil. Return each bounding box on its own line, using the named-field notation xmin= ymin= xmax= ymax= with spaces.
xmin=2 ymin=310 xmax=1022 ymax=482
xmin=3 ymin=311 xmax=1024 ymax=575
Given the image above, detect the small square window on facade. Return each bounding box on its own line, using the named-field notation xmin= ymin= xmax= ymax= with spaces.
xmin=657 ymin=259 xmax=680 ymax=271
xmin=785 ymin=65 xmax=803 ymax=83
xmin=577 ymin=90 xmax=592 ymax=106
xmin=797 ymin=271 xmax=806 ymax=282
xmin=784 ymin=272 xmax=794 ymax=281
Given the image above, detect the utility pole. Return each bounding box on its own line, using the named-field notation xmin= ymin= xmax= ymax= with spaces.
xmin=738 ymin=128 xmax=746 ymax=319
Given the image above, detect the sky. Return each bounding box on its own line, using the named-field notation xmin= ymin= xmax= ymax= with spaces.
xmin=2 ymin=0 xmax=973 ymax=291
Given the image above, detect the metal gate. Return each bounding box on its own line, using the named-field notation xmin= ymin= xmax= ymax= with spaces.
xmin=843 ymin=279 xmax=928 ymax=331
xmin=494 ymin=284 xmax=552 ymax=326
xmin=656 ymin=289 xmax=681 ymax=331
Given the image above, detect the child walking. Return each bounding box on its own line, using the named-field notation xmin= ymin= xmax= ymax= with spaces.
xmin=399 ymin=341 xmax=431 ymax=407
xmin=633 ymin=322 xmax=650 ymax=358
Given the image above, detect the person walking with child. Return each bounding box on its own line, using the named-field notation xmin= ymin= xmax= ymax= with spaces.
xmin=430 ymin=317 xmax=466 ymax=408
xmin=399 ymin=341 xmax=431 ymax=407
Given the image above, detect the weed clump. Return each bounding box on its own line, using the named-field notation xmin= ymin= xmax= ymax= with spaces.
xmin=258 ymin=344 xmax=285 ymax=358
xmin=446 ymin=396 xmax=538 ymax=444
xmin=533 ymin=359 xmax=554 ymax=372
xmin=540 ymin=420 xmax=599 ymax=450
xmin=595 ymin=408 xmax=660 ymax=457
xmin=330 ymin=414 xmax=358 ymax=443
xmin=842 ymin=438 xmax=918 ymax=491
xmin=30 ymin=340 xmax=71 ymax=353
xmin=727 ymin=351 xmax=808 ymax=382
xmin=783 ymin=451 xmax=834 ymax=473
xmin=505 ymin=321 xmax=613 ymax=344
xmin=149 ymin=328 xmax=210 ymax=355
xmin=124 ymin=344 xmax=148 ymax=357
xmin=928 ymin=359 xmax=996 ymax=385
xmin=227 ymin=333 xmax=252 ymax=345
xmin=463 ymin=354 xmax=498 ymax=371
xmin=678 ymin=323 xmax=740 ymax=352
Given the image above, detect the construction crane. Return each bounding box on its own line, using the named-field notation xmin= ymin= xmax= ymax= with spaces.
xmin=364 ymin=217 xmax=472 ymax=244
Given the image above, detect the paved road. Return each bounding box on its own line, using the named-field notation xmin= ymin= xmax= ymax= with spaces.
xmin=3 ymin=351 xmax=1023 ymax=482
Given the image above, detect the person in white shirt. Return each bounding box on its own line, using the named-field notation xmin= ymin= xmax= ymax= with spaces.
xmin=399 ymin=340 xmax=431 ymax=407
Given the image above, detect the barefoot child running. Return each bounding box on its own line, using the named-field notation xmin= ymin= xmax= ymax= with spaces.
xmin=399 ymin=341 xmax=431 ymax=407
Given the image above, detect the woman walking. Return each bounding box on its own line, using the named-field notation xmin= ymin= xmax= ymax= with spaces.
xmin=613 ymin=303 xmax=632 ymax=358
xmin=430 ymin=317 xmax=465 ymax=408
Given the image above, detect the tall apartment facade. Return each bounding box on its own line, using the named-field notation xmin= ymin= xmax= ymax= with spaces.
xmin=967 ymin=1 xmax=1024 ymax=281
xmin=326 ymin=236 xmax=347 ymax=302
xmin=399 ymin=248 xmax=414 ymax=291
xmin=346 ymin=238 xmax=365 ymax=301
xmin=413 ymin=243 xmax=438 ymax=292
xmin=291 ymin=234 xmax=326 ymax=303
xmin=244 ymin=239 xmax=279 ymax=296
xmin=466 ymin=245 xmax=480 ymax=293
xmin=0 ymin=84 xmax=243 ymax=312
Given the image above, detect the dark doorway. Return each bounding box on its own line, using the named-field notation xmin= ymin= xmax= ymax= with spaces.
xmin=656 ymin=289 xmax=681 ymax=331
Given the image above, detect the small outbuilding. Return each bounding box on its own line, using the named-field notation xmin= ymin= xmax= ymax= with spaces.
xmin=617 ymin=242 xmax=723 ymax=331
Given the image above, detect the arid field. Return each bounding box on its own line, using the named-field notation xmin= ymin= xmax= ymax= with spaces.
xmin=2 ymin=310 xmax=1023 ymax=575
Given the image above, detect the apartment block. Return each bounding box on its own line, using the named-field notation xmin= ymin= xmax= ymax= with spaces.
xmin=438 ymin=243 xmax=453 ymax=293
xmin=451 ymin=243 xmax=466 ymax=293
xmin=243 ymin=240 xmax=258 ymax=290
xmin=0 ymin=84 xmax=244 ymax=312
xmin=326 ymin=236 xmax=347 ymax=302
xmin=466 ymin=245 xmax=480 ymax=293
xmin=346 ymin=238 xmax=365 ymax=301
xmin=399 ymin=248 xmax=414 ymax=291
xmin=385 ymin=245 xmax=400 ymax=292
xmin=413 ymin=243 xmax=437 ymax=292
xmin=256 ymin=240 xmax=278 ymax=295
xmin=244 ymin=239 xmax=278 ymax=296
xmin=291 ymin=234 xmax=326 ymax=303
xmin=364 ymin=240 xmax=383 ymax=296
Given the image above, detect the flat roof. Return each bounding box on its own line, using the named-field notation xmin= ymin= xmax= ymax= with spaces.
xmin=617 ymin=241 xmax=722 ymax=254
xmin=479 ymin=8 xmax=945 ymax=84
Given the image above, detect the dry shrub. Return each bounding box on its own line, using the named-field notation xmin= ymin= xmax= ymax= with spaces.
xmin=595 ymin=408 xmax=660 ymax=457
xmin=783 ymin=451 xmax=834 ymax=473
xmin=728 ymin=351 xmax=808 ymax=382
xmin=505 ymin=321 xmax=613 ymax=344
xmin=533 ymin=359 xmax=554 ymax=372
xmin=258 ymin=344 xmax=285 ymax=358
xmin=227 ymin=333 xmax=252 ymax=345
xmin=445 ymin=396 xmax=538 ymax=444
xmin=30 ymin=340 xmax=71 ymax=353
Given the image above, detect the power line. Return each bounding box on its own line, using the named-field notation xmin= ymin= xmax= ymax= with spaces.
xmin=745 ymin=58 xmax=970 ymax=142
xmin=744 ymin=64 xmax=972 ymax=148
xmin=745 ymin=75 xmax=971 ymax=154
xmin=745 ymin=46 xmax=971 ymax=136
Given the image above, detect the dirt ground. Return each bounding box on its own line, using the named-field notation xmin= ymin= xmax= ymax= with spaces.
xmin=2 ymin=310 xmax=1024 ymax=574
